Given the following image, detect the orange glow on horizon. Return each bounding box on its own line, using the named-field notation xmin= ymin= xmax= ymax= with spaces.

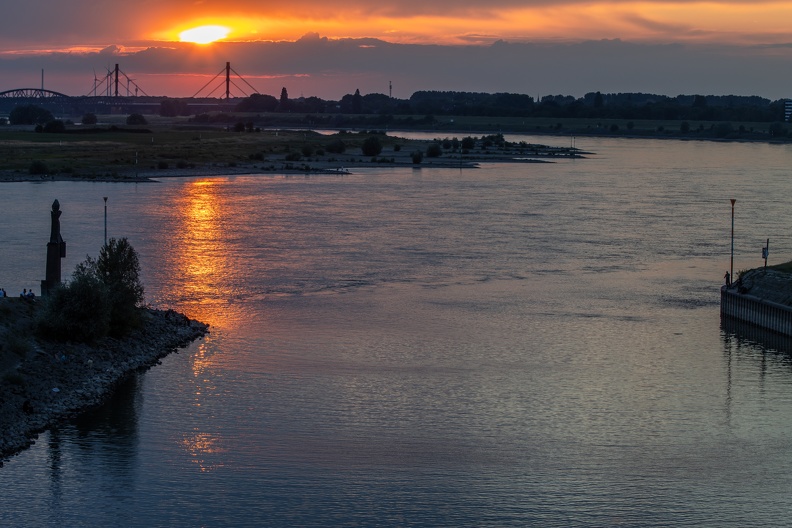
xmin=145 ymin=3 xmax=792 ymax=47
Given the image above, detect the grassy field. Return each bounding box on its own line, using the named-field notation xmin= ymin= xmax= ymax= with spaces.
xmin=0 ymin=112 xmax=786 ymax=179
xmin=0 ymin=125 xmax=422 ymax=178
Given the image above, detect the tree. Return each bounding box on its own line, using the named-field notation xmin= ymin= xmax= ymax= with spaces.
xmin=361 ymin=136 xmax=383 ymax=156
xmin=236 ymin=93 xmax=279 ymax=112
xmin=160 ymin=99 xmax=189 ymax=117
xmin=461 ymin=136 xmax=476 ymax=150
xmin=426 ymin=143 xmax=443 ymax=157
xmin=9 ymin=105 xmax=53 ymax=125
xmin=352 ymin=89 xmax=363 ymax=114
xmin=278 ymin=87 xmax=290 ymax=112
xmin=38 ymin=267 xmax=111 ymax=343
xmin=42 ymin=120 xmax=66 ymax=133
xmin=126 ymin=113 xmax=147 ymax=125
xmin=87 ymin=237 xmax=145 ymax=336
xmin=81 ymin=113 xmax=98 ymax=125
xmin=326 ymin=139 xmax=346 ymax=154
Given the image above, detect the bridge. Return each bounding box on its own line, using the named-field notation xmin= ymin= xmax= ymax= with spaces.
xmin=0 ymin=88 xmax=69 ymax=99
xmin=0 ymin=62 xmax=259 ymax=116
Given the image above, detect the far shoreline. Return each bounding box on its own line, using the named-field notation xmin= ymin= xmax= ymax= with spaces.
xmin=0 ymin=121 xmax=786 ymax=184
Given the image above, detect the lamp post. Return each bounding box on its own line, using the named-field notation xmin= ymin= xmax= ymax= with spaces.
xmin=730 ymin=199 xmax=736 ymax=281
xmin=103 ymin=196 xmax=108 ymax=246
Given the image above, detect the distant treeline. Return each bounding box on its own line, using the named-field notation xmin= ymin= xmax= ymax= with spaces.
xmin=229 ymin=89 xmax=788 ymax=123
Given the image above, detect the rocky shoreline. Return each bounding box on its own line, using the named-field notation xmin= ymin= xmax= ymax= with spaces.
xmin=0 ymin=307 xmax=208 ymax=464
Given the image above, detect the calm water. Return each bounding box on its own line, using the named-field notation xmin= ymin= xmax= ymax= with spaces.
xmin=2 ymin=136 xmax=792 ymax=526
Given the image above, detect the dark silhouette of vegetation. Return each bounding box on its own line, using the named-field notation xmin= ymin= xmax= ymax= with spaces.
xmin=278 ymin=87 xmax=290 ymax=112
xmin=426 ymin=143 xmax=443 ymax=157
xmin=352 ymin=89 xmax=363 ymax=113
xmin=10 ymin=105 xmax=53 ymax=125
xmin=235 ymin=93 xmax=278 ymax=112
xmin=38 ymin=238 xmax=144 ymax=342
xmin=126 ymin=113 xmax=147 ymax=125
xmin=230 ymin=89 xmax=786 ymax=129
xmin=37 ymin=268 xmax=111 ymax=343
xmin=87 ymin=237 xmax=145 ymax=336
xmin=81 ymin=113 xmax=97 ymax=125
xmin=361 ymin=136 xmax=383 ymax=156
xmin=326 ymin=139 xmax=346 ymax=154
xmin=159 ymin=99 xmax=190 ymax=117
xmin=29 ymin=160 xmax=48 ymax=175
xmin=42 ymin=120 xmax=66 ymax=133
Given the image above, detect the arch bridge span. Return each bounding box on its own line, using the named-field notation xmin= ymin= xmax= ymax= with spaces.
xmin=0 ymin=88 xmax=70 ymax=99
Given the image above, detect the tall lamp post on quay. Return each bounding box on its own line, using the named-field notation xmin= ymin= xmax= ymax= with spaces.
xmin=730 ymin=198 xmax=736 ymax=282
xmin=104 ymin=196 xmax=108 ymax=246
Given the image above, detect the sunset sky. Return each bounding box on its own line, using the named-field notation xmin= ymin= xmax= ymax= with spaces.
xmin=2 ymin=0 xmax=791 ymax=100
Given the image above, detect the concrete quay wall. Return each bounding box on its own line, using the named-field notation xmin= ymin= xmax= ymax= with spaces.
xmin=721 ymin=286 xmax=792 ymax=336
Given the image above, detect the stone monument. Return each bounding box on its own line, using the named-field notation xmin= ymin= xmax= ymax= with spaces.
xmin=41 ymin=199 xmax=66 ymax=296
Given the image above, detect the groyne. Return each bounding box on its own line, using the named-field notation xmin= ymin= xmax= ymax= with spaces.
xmin=0 ymin=308 xmax=208 ymax=463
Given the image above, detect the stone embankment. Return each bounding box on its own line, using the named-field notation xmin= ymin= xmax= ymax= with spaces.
xmin=0 ymin=308 xmax=208 ymax=463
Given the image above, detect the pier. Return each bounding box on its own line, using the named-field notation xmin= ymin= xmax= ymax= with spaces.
xmin=721 ymin=285 xmax=792 ymax=336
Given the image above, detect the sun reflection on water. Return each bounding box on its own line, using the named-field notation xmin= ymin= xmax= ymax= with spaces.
xmin=161 ymin=178 xmax=246 ymax=329
xmin=180 ymin=431 xmax=225 ymax=472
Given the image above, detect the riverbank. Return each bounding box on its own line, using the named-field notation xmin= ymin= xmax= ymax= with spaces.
xmin=0 ymin=300 xmax=208 ymax=463
xmin=0 ymin=128 xmax=584 ymax=182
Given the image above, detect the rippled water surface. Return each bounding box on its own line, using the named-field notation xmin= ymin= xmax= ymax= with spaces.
xmin=2 ymin=136 xmax=792 ymax=526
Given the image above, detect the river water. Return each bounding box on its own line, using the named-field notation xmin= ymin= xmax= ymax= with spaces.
xmin=2 ymin=136 xmax=792 ymax=526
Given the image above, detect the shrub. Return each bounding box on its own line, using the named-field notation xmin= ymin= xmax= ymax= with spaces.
xmin=81 ymin=113 xmax=98 ymax=125
xmin=29 ymin=160 xmax=48 ymax=175
xmin=461 ymin=136 xmax=475 ymax=150
xmin=285 ymin=152 xmax=302 ymax=161
xmin=157 ymin=161 xmax=169 ymax=169
xmin=426 ymin=143 xmax=443 ymax=157
xmin=326 ymin=139 xmax=346 ymax=154
xmin=38 ymin=270 xmax=111 ymax=342
xmin=10 ymin=104 xmax=53 ymax=125
xmin=301 ymin=145 xmax=313 ymax=157
xmin=42 ymin=120 xmax=66 ymax=133
xmin=361 ymin=136 xmax=383 ymax=156
xmin=411 ymin=150 xmax=424 ymax=164
xmin=126 ymin=113 xmax=147 ymax=125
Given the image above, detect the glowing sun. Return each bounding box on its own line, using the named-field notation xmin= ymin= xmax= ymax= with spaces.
xmin=179 ymin=25 xmax=230 ymax=44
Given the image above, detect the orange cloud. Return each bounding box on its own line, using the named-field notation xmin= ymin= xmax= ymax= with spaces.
xmin=138 ymin=2 xmax=792 ymax=47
